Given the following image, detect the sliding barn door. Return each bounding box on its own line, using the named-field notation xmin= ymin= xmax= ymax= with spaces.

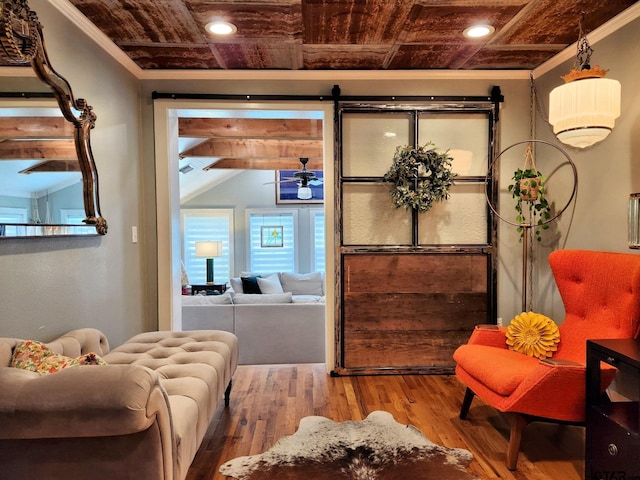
xmin=334 ymin=94 xmax=500 ymax=375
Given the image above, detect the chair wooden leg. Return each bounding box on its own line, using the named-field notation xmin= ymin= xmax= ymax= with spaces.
xmin=506 ymin=413 xmax=529 ymax=471
xmin=459 ymin=387 xmax=475 ymax=420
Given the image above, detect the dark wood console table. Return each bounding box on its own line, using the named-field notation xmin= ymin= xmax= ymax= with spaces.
xmin=586 ymin=338 xmax=640 ymax=480
xmin=191 ymin=284 xmax=227 ymax=295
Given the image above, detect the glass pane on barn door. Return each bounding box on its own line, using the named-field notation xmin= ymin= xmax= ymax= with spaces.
xmin=342 ymin=113 xmax=411 ymax=178
xmin=342 ymin=183 xmax=411 ymax=245
xmin=418 ymin=113 xmax=489 ymax=177
xmin=418 ymin=183 xmax=488 ymax=245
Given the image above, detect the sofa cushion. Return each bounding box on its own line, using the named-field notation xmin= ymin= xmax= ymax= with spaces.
xmin=257 ymin=273 xmax=284 ymax=294
xmin=0 ymin=343 xmax=12 ymax=368
xmin=10 ymin=340 xmax=106 ymax=375
xmin=241 ymin=276 xmax=262 ymax=294
xmin=234 ymin=303 xmax=326 ymax=364
xmin=453 ymin=344 xmax=539 ymax=396
xmin=229 ymin=277 xmax=243 ymax=293
xmin=182 ymin=293 xmax=232 ymax=305
xmin=292 ymin=295 xmax=325 ymax=303
xmin=280 ymin=272 xmax=324 ymax=295
xmin=233 ymin=292 xmax=293 ymax=304
xmin=240 ymin=271 xmax=277 ymax=278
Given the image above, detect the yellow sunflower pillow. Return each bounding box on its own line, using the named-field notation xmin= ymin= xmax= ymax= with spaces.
xmin=506 ymin=311 xmax=560 ymax=359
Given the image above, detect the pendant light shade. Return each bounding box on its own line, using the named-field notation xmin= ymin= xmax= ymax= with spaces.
xmin=549 ymin=75 xmax=621 ymax=149
xmin=297 ymin=186 xmax=312 ymax=200
xmin=548 ymin=20 xmax=621 ymax=150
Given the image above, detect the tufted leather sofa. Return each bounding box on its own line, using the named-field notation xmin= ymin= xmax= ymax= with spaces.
xmin=0 ymin=328 xmax=238 ymax=480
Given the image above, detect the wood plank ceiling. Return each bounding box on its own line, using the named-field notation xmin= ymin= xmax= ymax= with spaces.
xmin=64 ymin=0 xmax=636 ymax=71
xmin=1 ymin=1 xmax=636 ymax=177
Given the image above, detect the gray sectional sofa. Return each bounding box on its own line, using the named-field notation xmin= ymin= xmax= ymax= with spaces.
xmin=182 ymin=272 xmax=326 ymax=365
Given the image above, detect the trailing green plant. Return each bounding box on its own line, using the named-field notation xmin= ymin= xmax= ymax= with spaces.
xmin=507 ymin=168 xmax=551 ymax=241
xmin=383 ymin=143 xmax=456 ymax=213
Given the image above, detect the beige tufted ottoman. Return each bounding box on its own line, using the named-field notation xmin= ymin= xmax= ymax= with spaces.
xmin=104 ymin=330 xmax=239 ymax=478
xmin=0 ymin=328 xmax=238 ymax=480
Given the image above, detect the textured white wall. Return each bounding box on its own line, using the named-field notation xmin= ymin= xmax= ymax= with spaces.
xmin=0 ymin=0 xmax=146 ymax=347
xmin=531 ymin=17 xmax=640 ymax=324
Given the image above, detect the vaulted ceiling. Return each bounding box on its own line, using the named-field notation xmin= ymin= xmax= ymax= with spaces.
xmin=179 ymin=117 xmax=323 ymax=171
xmin=65 ymin=0 xmax=637 ymax=71
xmin=0 ymin=111 xmax=81 ymax=198
xmin=177 ymin=114 xmax=325 ymax=201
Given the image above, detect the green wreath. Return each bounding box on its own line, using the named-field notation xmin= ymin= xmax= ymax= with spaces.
xmin=383 ymin=143 xmax=456 ymax=213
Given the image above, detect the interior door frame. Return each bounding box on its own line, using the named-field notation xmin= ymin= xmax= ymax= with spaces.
xmin=153 ymin=97 xmax=336 ymax=366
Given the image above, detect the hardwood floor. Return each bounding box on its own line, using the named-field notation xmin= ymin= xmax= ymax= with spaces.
xmin=186 ymin=364 xmax=585 ymax=480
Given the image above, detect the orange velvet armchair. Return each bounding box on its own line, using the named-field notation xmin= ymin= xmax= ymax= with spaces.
xmin=454 ymin=249 xmax=640 ymax=470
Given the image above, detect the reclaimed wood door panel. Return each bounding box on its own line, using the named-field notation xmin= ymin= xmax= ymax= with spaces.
xmin=343 ymin=330 xmax=475 ymax=370
xmin=341 ymin=253 xmax=489 ymax=373
xmin=343 ymin=292 xmax=486 ymax=331
xmin=344 ymin=253 xmax=487 ymax=293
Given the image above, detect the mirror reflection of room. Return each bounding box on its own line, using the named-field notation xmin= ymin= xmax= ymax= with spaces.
xmin=0 ymin=98 xmax=92 ymax=236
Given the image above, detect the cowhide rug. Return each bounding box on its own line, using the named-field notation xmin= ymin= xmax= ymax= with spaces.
xmin=219 ymin=410 xmax=477 ymax=479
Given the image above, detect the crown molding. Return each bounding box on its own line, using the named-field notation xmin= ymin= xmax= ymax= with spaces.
xmin=48 ymin=0 xmax=143 ymax=78
xmin=533 ymin=2 xmax=640 ymax=78
xmin=137 ymin=68 xmax=531 ymax=81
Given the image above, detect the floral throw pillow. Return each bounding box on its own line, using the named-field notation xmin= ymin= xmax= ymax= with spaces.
xmin=506 ymin=311 xmax=560 ymax=360
xmin=10 ymin=340 xmax=107 ymax=375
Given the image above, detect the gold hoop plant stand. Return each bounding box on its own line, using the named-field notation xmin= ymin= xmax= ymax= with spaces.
xmin=485 ymin=140 xmax=578 ymax=311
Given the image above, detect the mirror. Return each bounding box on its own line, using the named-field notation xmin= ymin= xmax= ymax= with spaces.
xmin=0 ymin=95 xmax=95 ymax=236
xmin=0 ymin=0 xmax=107 ymax=237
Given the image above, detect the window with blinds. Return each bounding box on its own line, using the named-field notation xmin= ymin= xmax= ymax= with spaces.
xmin=247 ymin=210 xmax=297 ymax=274
xmin=0 ymin=207 xmax=27 ymax=236
xmin=182 ymin=209 xmax=233 ymax=284
xmin=60 ymin=209 xmax=95 ymax=234
xmin=312 ymin=210 xmax=325 ymax=273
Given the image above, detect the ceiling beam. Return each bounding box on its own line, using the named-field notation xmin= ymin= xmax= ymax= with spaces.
xmin=0 ymin=139 xmax=76 ymax=160
xmin=180 ymin=138 xmax=323 ymax=160
xmin=19 ymin=159 xmax=80 ymax=174
xmin=179 ymin=118 xmax=323 ymax=139
xmin=204 ymin=157 xmax=324 ymax=171
xmin=0 ymin=117 xmax=75 ymax=138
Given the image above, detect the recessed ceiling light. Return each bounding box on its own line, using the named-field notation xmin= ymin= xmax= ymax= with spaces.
xmin=205 ymin=20 xmax=237 ymax=36
xmin=463 ymin=24 xmax=495 ymax=39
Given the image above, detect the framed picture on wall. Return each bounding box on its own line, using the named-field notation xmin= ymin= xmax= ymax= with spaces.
xmin=275 ymin=170 xmax=324 ymax=204
xmin=260 ymin=226 xmax=284 ymax=247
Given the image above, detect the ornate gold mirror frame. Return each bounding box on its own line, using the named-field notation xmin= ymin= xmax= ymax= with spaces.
xmin=0 ymin=0 xmax=107 ymax=235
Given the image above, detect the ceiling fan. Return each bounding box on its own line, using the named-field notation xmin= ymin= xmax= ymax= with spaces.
xmin=268 ymin=157 xmax=323 ymax=200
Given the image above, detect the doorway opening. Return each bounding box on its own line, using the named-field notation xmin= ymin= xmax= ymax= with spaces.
xmin=153 ymin=99 xmax=335 ymax=356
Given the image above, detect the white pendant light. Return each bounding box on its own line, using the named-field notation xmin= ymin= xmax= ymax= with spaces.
xmin=548 ymin=24 xmax=621 ymax=149
xmin=297 ymin=186 xmax=312 ymax=200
